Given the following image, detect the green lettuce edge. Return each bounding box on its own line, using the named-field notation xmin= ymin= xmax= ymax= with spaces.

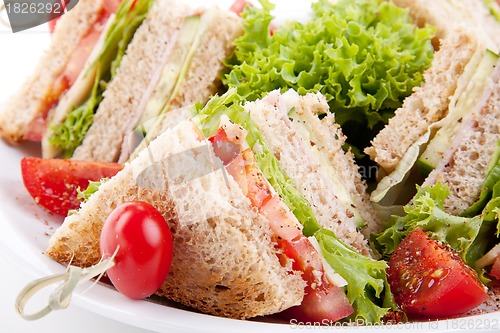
xmin=49 ymin=0 xmax=154 ymax=157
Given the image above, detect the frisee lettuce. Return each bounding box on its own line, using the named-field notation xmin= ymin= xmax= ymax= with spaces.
xmin=224 ymin=0 xmax=435 ymax=153
xmin=77 ymin=180 xmax=106 ymax=202
xmin=315 ymin=229 xmax=398 ymax=323
xmin=370 ymin=182 xmax=499 ymax=284
xmin=67 ymin=179 xmax=107 ymax=215
xmin=49 ymin=0 xmax=155 ymax=157
xmin=194 ymin=91 xmax=394 ymax=323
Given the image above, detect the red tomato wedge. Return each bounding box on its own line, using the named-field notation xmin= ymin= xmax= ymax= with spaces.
xmin=490 ymin=256 xmax=500 ymax=280
xmin=209 ymin=127 xmax=354 ymax=322
xmin=100 ymin=201 xmax=173 ymax=299
xmin=388 ymin=228 xmax=489 ymax=319
xmin=21 ymin=157 xmax=123 ymax=216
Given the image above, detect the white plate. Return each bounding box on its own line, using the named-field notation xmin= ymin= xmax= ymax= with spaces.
xmin=1 ymin=1 xmax=500 ymax=332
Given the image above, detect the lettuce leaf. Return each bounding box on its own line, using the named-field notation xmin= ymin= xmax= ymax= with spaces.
xmin=194 ymin=90 xmax=321 ymax=236
xmin=315 ymin=229 xmax=397 ymax=323
xmin=224 ymin=0 xmax=435 ymax=153
xmin=67 ymin=179 xmax=107 ymax=215
xmin=49 ymin=0 xmax=154 ymax=157
xmin=371 ymin=183 xmax=485 ymax=268
xmin=462 ymin=140 xmax=500 ymax=217
xmin=49 ymin=68 xmax=104 ymax=158
xmin=77 ymin=180 xmax=106 ymax=202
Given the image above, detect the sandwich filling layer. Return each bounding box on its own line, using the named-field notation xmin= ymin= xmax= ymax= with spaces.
xmin=194 ymin=90 xmax=397 ymax=323
xmin=24 ymin=0 xmax=121 ymax=142
xmin=44 ymin=0 xmax=155 ymax=157
xmin=209 ymin=116 xmax=354 ymax=322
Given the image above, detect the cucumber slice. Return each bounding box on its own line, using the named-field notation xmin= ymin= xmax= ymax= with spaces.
xmin=138 ymin=15 xmax=202 ymax=128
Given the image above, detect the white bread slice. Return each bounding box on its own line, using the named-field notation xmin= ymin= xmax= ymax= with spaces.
xmin=422 ymin=82 xmax=500 ymax=214
xmin=168 ymin=8 xmax=243 ymax=110
xmin=392 ymin=0 xmax=500 ymax=52
xmin=70 ymin=0 xmax=190 ymax=162
xmin=72 ymin=5 xmax=243 ymax=162
xmin=0 ymin=0 xmax=105 ymax=143
xmin=123 ymin=106 xmax=194 ymax=162
xmin=288 ymin=92 xmax=382 ymax=235
xmin=245 ymin=90 xmax=372 ymax=256
xmin=365 ymin=27 xmax=479 ymax=173
xmin=45 ymin=120 xmax=304 ymax=319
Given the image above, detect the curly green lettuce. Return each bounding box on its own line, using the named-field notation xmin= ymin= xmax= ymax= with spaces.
xmin=315 ymin=229 xmax=398 ymax=323
xmin=224 ymin=0 xmax=435 ymax=153
xmin=371 ymin=183 xmax=483 ymax=261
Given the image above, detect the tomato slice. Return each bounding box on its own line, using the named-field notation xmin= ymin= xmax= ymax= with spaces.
xmin=21 ymin=157 xmax=123 ymax=216
xmin=102 ymin=0 xmax=122 ymax=15
xmin=388 ymin=228 xmax=489 ymax=319
xmin=229 ymin=0 xmax=251 ymax=15
xmin=490 ymin=256 xmax=500 ymax=280
xmin=278 ymin=236 xmax=354 ymax=322
xmin=210 ymin=127 xmax=354 ymax=322
xmin=100 ymin=201 xmax=173 ymax=299
xmin=26 ymin=1 xmax=121 ymax=141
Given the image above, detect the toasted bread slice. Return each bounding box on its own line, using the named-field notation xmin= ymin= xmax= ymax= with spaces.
xmin=423 ymin=81 xmax=500 ymax=214
xmin=365 ymin=27 xmax=479 ymax=173
xmin=245 ymin=90 xmax=374 ymax=255
xmin=69 ymin=0 xmax=189 ymax=162
xmin=0 ymin=0 xmax=105 ymax=143
xmin=72 ymin=5 xmax=243 ymax=162
xmin=46 ymin=119 xmax=304 ymax=319
xmin=392 ymin=0 xmax=500 ymax=51
xmin=123 ymin=106 xmax=194 ymax=162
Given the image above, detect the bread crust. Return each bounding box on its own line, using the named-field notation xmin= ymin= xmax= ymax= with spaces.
xmin=0 ymin=0 xmax=104 ymax=143
xmin=46 ymin=120 xmax=304 ymax=319
xmin=365 ymin=27 xmax=478 ymax=172
xmin=72 ymin=5 xmax=242 ymax=162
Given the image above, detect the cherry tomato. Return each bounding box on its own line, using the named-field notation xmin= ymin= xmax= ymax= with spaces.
xmin=100 ymin=201 xmax=173 ymax=299
xmin=388 ymin=228 xmax=489 ymax=318
xmin=21 ymin=157 xmax=123 ymax=216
